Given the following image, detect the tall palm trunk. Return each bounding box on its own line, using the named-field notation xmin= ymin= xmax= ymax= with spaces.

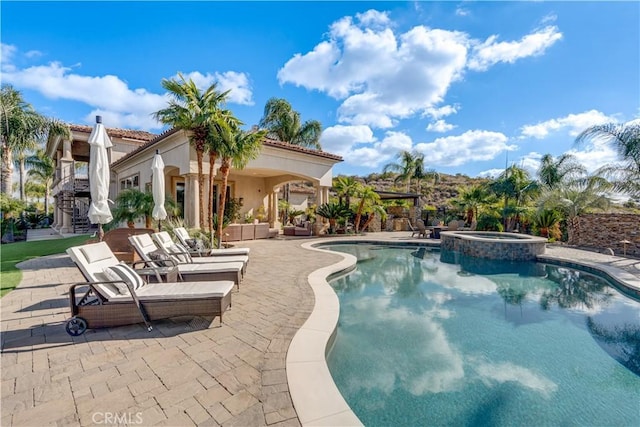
xmin=18 ymin=157 xmax=26 ymax=201
xmin=195 ymin=147 xmax=205 ymax=230
xmin=208 ymin=151 xmax=218 ymax=241
xmin=1 ymin=146 xmax=13 ymax=195
xmin=216 ymin=160 xmax=231 ymax=249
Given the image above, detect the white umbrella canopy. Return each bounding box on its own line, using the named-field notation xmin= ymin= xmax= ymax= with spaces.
xmin=151 ymin=150 xmax=167 ymax=229
xmin=87 ymin=116 xmax=113 ymax=240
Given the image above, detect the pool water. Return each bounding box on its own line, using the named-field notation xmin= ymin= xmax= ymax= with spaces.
xmin=325 ymin=244 xmax=640 ymax=427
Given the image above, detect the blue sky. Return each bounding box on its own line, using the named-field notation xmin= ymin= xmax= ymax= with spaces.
xmin=3 ymin=1 xmax=639 ymax=178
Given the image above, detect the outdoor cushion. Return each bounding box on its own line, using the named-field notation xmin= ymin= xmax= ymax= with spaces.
xmin=102 ymin=265 xmax=132 ymax=295
xmin=81 ymin=243 xmax=114 ymax=264
xmin=148 ymin=249 xmax=171 ymax=267
xmin=105 ymin=263 xmax=145 ymax=291
xmin=167 ymin=243 xmax=192 ymax=263
xmin=109 ymin=281 xmax=235 ymax=301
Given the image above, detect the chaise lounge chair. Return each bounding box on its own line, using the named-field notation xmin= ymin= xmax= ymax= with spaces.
xmin=65 ymin=242 xmax=234 ymax=336
xmin=173 ymin=227 xmax=250 ymax=257
xmin=152 ymin=231 xmax=249 ymax=274
xmin=129 ymin=234 xmax=244 ymax=288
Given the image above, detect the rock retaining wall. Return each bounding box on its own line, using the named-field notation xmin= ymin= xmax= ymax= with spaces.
xmin=569 ymin=213 xmax=640 ymax=256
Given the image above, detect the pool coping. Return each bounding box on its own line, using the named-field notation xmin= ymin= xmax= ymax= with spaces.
xmin=286 ymin=240 xmax=363 ymax=426
xmin=287 ymin=237 xmax=640 ymax=426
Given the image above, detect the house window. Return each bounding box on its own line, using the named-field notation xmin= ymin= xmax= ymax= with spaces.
xmin=120 ymin=174 xmax=139 ymax=190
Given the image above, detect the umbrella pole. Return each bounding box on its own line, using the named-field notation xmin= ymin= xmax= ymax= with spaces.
xmin=98 ymin=224 xmax=104 ymax=242
xmin=158 ymin=220 xmax=162 ymax=232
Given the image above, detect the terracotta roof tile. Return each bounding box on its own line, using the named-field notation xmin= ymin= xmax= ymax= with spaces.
xmin=70 ymin=124 xmax=157 ymax=142
xmin=111 ymin=128 xmax=343 ymax=168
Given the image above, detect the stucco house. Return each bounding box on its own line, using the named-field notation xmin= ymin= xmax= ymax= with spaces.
xmin=46 ymin=124 xmax=342 ymax=234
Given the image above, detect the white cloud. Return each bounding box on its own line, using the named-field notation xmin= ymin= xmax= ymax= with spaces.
xmin=1 ymin=43 xmax=17 ymax=72
xmin=477 ymin=168 xmax=505 ymax=178
xmin=424 ymin=104 xmax=459 ymax=119
xmin=349 ymin=131 xmax=414 ymax=168
xmin=1 ymin=44 xmax=254 ymax=130
xmin=468 ymin=26 xmax=563 ymax=71
xmin=178 ymin=71 xmax=254 ymax=106
xmin=414 ymin=130 xmax=515 ymax=167
xmin=321 ymin=126 xmax=414 ymax=168
xmin=426 ymin=119 xmax=456 ymax=133
xmin=279 ymin=11 xmax=562 ymax=131
xmin=520 ymin=110 xmax=616 ymax=139
xmin=320 ymin=124 xmax=376 ymax=156
xmin=455 ymin=6 xmax=470 ymax=17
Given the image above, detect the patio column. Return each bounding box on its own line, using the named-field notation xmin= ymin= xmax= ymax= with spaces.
xmin=269 ymin=187 xmax=281 ymax=228
xmin=184 ymin=173 xmax=199 ymax=228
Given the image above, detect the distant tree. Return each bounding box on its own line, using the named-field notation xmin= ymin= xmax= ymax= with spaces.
xmin=383 ymin=151 xmax=422 ymax=192
xmin=575 ymin=122 xmax=640 ymax=198
xmin=537 ymin=153 xmax=586 ymax=189
xmin=333 ymin=176 xmax=360 ymax=207
xmin=26 ymin=148 xmax=56 ymax=215
xmin=259 ymin=98 xmax=322 ymax=149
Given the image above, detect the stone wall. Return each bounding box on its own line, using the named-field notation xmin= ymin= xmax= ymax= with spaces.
xmin=569 ymin=213 xmax=640 ymax=256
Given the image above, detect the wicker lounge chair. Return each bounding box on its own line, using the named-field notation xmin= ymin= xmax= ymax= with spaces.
xmin=173 ymin=227 xmax=250 ymax=257
xmin=129 ymin=234 xmax=244 ymax=288
xmin=64 ymin=242 xmax=234 ymax=336
xmin=152 ymin=232 xmax=248 ymax=273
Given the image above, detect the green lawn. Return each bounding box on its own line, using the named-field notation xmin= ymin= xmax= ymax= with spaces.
xmin=0 ymin=235 xmax=91 ymax=297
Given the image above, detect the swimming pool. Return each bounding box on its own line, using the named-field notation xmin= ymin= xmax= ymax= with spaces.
xmin=324 ymin=244 xmax=640 ymax=426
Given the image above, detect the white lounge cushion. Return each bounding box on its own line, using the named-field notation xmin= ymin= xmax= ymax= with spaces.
xmin=188 ymin=255 xmax=249 ymax=264
xmin=177 ymin=262 xmax=243 ymax=274
xmin=110 ymin=281 xmax=234 ymax=301
xmin=207 ymin=248 xmax=250 ymax=256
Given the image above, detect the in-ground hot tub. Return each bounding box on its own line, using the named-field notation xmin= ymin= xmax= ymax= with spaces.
xmin=440 ymin=231 xmax=547 ymax=261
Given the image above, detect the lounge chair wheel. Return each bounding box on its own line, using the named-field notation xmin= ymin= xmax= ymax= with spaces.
xmin=65 ymin=317 xmax=88 ymax=336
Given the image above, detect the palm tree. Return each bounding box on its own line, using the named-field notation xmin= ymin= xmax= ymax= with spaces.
xmin=205 ymin=108 xmax=242 ymax=240
xmin=353 ymin=184 xmax=381 ymax=233
xmin=454 ymin=184 xmax=492 ymax=225
xmin=0 ymin=85 xmax=49 ymax=196
xmin=258 ymin=98 xmax=322 ymax=149
xmin=333 ymin=176 xmax=360 ymax=207
xmin=412 ymin=155 xmax=440 ymax=194
xmin=383 ymin=150 xmax=423 ymax=192
xmin=537 ymin=153 xmax=586 ymax=190
xmin=216 ymin=124 xmax=266 ymax=248
xmin=575 ymin=122 xmax=640 ymax=198
xmin=316 ymin=202 xmax=351 ymax=234
xmin=154 ymin=73 xmax=230 ymax=229
xmin=25 ymin=148 xmax=56 ymax=215
xmin=489 ymin=165 xmax=539 ymax=231
xmin=537 ymin=175 xmax=611 ymax=244
xmin=259 ymin=98 xmax=322 ymax=203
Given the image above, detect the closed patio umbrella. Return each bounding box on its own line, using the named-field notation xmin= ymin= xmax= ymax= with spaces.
xmin=87 ymin=116 xmax=113 ymax=241
xmin=151 ymin=150 xmax=167 ymax=230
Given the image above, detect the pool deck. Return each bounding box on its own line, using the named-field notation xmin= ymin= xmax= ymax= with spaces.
xmin=1 ymin=232 xmax=639 ymax=426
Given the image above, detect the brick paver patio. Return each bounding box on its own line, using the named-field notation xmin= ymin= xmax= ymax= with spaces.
xmin=1 ymin=238 xmax=341 ymax=426
xmin=2 ymin=233 xmax=638 ymax=426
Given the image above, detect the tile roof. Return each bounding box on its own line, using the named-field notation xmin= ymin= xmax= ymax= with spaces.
xmin=111 ymin=128 xmax=343 ymax=168
xmin=70 ymin=124 xmax=157 ymax=142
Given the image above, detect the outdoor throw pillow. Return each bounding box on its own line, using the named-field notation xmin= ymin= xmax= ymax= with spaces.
xmin=148 ymin=249 xmax=171 ymax=267
xmin=168 ymin=243 xmax=191 ymax=263
xmin=105 ymin=263 xmax=145 ymax=292
xmin=102 ymin=264 xmax=133 ymax=295
xmin=185 ymin=238 xmax=206 ymax=253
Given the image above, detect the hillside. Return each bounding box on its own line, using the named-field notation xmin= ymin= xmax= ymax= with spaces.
xmin=294 ymin=172 xmax=490 ymax=209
